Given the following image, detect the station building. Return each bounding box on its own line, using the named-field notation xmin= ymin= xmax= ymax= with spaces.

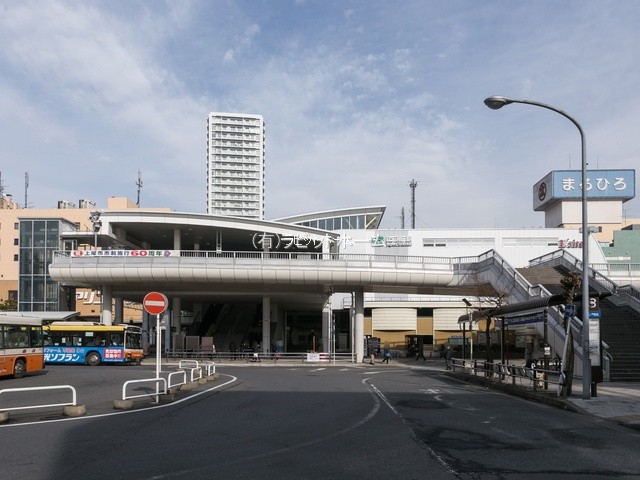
xmin=1 ymin=169 xmax=639 ymax=363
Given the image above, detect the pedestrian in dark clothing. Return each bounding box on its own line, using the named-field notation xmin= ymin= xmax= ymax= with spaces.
xmin=444 ymin=344 xmax=454 ymax=370
xmin=416 ymin=338 xmax=426 ymax=361
xmin=381 ymin=343 xmax=391 ymax=364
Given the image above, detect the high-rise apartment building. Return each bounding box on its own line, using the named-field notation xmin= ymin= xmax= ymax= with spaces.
xmin=206 ymin=112 xmax=265 ymax=219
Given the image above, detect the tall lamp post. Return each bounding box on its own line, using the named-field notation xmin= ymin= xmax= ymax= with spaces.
xmin=89 ymin=211 xmax=102 ymax=251
xmin=483 ymin=95 xmax=591 ymax=399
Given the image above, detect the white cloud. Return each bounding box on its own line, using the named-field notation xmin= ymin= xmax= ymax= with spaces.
xmin=0 ymin=0 xmax=638 ymax=227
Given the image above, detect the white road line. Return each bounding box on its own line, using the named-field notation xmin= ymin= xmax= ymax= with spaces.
xmin=366 ymin=379 xmax=460 ymax=478
xmin=0 ymin=375 xmax=239 ymax=429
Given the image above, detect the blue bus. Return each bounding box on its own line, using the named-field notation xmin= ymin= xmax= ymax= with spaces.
xmin=43 ymin=321 xmax=143 ymax=366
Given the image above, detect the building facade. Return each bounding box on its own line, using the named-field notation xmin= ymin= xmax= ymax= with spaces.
xmin=206 ymin=112 xmax=265 ymax=219
xmin=0 ymin=195 xmax=169 ymax=320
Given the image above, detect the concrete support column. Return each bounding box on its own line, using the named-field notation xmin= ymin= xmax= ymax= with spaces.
xmin=101 ymin=285 xmax=113 ymax=326
xmin=163 ymin=310 xmax=170 ymax=355
xmin=322 ymin=300 xmax=331 ymax=353
xmin=114 ymin=297 xmax=124 ymax=325
xmin=262 ymin=296 xmax=271 ymax=353
xmin=172 ymin=297 xmax=181 ymax=345
xmin=354 ymin=288 xmax=364 ymax=363
xmin=173 ymin=229 xmax=181 ymax=250
xmin=142 ymin=311 xmax=150 ymax=353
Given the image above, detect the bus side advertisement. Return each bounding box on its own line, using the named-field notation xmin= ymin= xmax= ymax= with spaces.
xmin=44 ymin=346 xmax=126 ymax=365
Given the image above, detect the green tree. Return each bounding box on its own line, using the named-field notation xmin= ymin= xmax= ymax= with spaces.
xmin=0 ymin=298 xmax=17 ymax=311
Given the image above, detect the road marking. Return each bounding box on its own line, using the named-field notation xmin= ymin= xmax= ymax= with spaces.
xmin=134 ymin=378 xmax=384 ymax=479
xmin=366 ymin=379 xmax=460 ymax=478
xmin=0 ymin=375 xmax=239 ymax=429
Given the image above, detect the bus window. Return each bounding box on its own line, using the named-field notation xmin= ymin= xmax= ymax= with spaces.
xmin=7 ymin=326 xmax=29 ymax=348
xmin=0 ymin=326 xmax=5 ymax=348
xmin=30 ymin=326 xmax=43 ymax=347
xmin=73 ymin=332 xmax=86 ymax=346
xmin=126 ymin=330 xmax=142 ymax=349
xmin=109 ymin=333 xmax=124 ymax=346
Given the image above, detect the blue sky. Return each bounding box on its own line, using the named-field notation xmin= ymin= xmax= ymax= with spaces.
xmin=1 ymin=0 xmax=638 ymax=228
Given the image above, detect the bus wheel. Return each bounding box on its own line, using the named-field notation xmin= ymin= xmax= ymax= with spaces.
xmin=86 ymin=352 xmax=101 ymax=366
xmin=13 ymin=359 xmax=26 ymax=379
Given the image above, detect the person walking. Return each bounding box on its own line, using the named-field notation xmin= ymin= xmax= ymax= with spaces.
xmin=416 ymin=337 xmax=426 ymax=361
xmin=381 ymin=343 xmax=391 ymax=364
xmin=444 ymin=344 xmax=454 ymax=370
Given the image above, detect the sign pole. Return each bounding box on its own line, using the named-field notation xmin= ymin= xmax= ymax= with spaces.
xmin=143 ymin=292 xmax=169 ymax=404
xmin=156 ymin=313 xmax=161 ymax=402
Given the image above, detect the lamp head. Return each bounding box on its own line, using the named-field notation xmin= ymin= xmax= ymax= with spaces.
xmin=484 ymin=95 xmax=514 ymax=110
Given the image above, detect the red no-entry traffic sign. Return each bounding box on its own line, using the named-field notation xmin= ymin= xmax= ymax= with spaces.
xmin=143 ymin=291 xmax=168 ymax=315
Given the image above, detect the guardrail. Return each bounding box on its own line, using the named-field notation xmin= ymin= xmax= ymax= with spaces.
xmin=122 ymin=378 xmax=167 ymax=401
xmin=167 ymin=371 xmax=187 ymax=389
xmin=166 ymin=350 xmax=355 ymax=363
xmin=0 ymin=385 xmax=78 ymax=412
xmin=203 ymin=361 xmax=216 ymax=376
xmin=450 ymin=358 xmax=563 ymax=393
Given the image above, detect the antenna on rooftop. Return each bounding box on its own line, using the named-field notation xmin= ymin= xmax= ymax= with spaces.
xmin=409 ymin=179 xmax=418 ymax=229
xmin=136 ymin=169 xmax=143 ymax=206
xmin=400 ymin=207 xmax=405 ymax=229
xmin=24 ymin=172 xmax=29 ymax=209
xmin=0 ymin=172 xmax=4 ymax=198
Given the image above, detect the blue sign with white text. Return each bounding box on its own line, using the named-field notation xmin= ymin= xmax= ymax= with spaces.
xmin=534 ymin=169 xmax=635 ymax=210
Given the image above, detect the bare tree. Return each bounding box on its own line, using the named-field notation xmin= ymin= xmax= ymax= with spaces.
xmin=469 ymin=277 xmax=510 ymax=364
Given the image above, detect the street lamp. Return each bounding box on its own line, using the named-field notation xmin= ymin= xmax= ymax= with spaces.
xmin=89 ymin=211 xmax=102 ymax=250
xmin=484 ymin=95 xmax=591 ymax=399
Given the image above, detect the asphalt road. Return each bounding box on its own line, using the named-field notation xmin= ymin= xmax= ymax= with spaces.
xmin=1 ymin=364 xmax=640 ymax=479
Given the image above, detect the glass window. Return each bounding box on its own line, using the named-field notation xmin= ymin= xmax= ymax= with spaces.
xmin=357 ymin=215 xmax=365 ymax=229
xmin=0 ymin=326 xmax=5 ymax=348
xmin=318 ymin=219 xmax=326 ymax=230
xmin=108 ymin=332 xmax=124 ymax=346
xmin=20 ymin=248 xmax=33 ymax=274
xmin=30 ymin=326 xmax=43 ymax=347
xmin=33 ymin=276 xmax=45 ymax=302
xmin=19 ymin=275 xmax=32 ymax=302
xmin=349 ymin=216 xmax=357 ymax=229
xmin=33 ymin=249 xmax=46 ymax=275
xmin=20 ymin=221 xmax=33 ymax=247
xmin=34 ymin=221 xmax=46 ymax=247
xmin=6 ymin=325 xmax=29 ymax=347
xmin=46 ymin=221 xmax=59 ymax=248
xmin=46 ymin=280 xmax=58 ymax=302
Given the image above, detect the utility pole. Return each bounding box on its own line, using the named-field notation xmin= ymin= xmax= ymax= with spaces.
xmin=409 ymin=179 xmax=417 ymax=229
xmin=400 ymin=207 xmax=405 ymax=229
xmin=136 ymin=170 xmax=143 ymax=206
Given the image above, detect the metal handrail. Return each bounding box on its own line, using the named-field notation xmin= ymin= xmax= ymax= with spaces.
xmin=122 ymin=378 xmax=167 ymax=401
xmin=0 ymin=385 xmax=77 ymax=412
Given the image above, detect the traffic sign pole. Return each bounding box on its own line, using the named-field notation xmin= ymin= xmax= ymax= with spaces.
xmin=143 ymin=292 xmax=168 ymax=401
